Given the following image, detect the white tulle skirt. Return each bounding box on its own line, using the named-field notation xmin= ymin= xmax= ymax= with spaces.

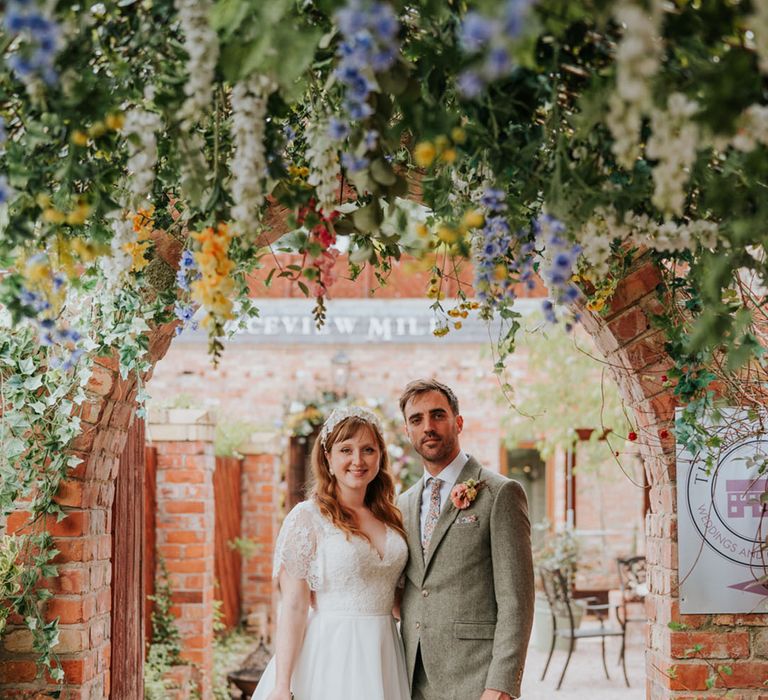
xmin=250 ymin=610 xmax=410 ymax=700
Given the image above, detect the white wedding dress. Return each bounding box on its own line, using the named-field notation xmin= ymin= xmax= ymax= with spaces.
xmin=250 ymin=499 xmax=410 ymax=700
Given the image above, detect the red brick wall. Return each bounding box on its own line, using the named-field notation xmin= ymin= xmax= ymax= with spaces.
xmin=3 ymin=253 xmax=767 ymax=700
xmin=149 ymin=410 xmax=217 ymax=700
xmin=240 ymin=441 xmax=281 ymax=640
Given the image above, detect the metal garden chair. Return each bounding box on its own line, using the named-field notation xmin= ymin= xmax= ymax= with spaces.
xmin=539 ymin=566 xmax=629 ymax=690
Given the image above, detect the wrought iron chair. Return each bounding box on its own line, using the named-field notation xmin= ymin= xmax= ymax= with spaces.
xmin=616 ymin=555 xmax=647 ymax=670
xmin=539 ymin=567 xmax=629 ymax=690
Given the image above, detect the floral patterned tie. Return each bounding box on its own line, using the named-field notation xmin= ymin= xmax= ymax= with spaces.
xmin=422 ymin=477 xmax=443 ymax=558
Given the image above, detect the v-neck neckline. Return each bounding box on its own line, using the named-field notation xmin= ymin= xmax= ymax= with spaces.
xmin=361 ymin=525 xmax=390 ymax=562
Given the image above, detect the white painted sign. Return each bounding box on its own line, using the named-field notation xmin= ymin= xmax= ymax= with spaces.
xmin=174 ymin=297 xmax=540 ymax=346
xmin=677 ymin=408 xmax=768 ymax=613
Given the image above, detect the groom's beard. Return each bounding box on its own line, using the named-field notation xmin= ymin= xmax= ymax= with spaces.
xmin=414 ymin=431 xmax=457 ymax=466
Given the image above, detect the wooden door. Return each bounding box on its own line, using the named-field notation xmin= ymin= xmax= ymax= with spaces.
xmin=213 ymin=456 xmax=243 ymax=629
xmin=110 ymin=416 xmax=145 ymax=699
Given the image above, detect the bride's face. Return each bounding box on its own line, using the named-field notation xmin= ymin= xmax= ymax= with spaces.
xmin=327 ymin=427 xmax=381 ymax=493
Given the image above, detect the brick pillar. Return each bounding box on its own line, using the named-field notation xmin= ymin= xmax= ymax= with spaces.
xmin=239 ymin=433 xmax=282 ymax=642
xmin=148 ymin=408 xmax=216 ymax=700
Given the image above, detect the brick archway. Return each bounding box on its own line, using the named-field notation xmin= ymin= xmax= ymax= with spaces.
xmin=2 ymin=252 xmax=766 ymax=699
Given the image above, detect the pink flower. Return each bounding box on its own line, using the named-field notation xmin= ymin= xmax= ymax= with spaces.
xmin=451 ymin=483 xmax=472 ymax=510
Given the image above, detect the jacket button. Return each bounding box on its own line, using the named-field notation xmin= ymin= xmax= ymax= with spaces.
xmin=415 ymin=621 xmax=421 ymax=629
xmin=422 ymin=589 xmax=429 ymax=597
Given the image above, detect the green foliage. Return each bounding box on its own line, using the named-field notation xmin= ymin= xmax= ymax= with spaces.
xmin=214 ymin=416 xmax=257 ymax=457
xmin=501 ymin=316 xmax=631 ymax=460
xmin=149 ymin=559 xmax=182 ymax=661
xmin=212 ymin=626 xmax=259 ymax=700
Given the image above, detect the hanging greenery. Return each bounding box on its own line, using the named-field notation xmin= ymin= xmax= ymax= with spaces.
xmin=2 ymin=0 xmax=768 ymax=683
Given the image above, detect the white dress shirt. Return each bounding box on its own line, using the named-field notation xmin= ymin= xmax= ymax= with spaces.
xmin=419 ymin=450 xmax=469 ymax=537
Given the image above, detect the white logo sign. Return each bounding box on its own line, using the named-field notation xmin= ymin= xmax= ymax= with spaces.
xmin=678 ymin=409 xmax=768 ymax=613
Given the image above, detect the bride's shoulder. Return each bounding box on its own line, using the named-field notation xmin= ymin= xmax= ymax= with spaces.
xmin=282 ymin=498 xmax=325 ymax=530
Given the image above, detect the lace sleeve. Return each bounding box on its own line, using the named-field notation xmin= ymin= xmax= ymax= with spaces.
xmin=272 ymin=500 xmax=322 ymax=590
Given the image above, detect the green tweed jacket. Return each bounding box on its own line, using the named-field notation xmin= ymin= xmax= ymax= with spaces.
xmin=397 ymin=456 xmax=534 ymax=700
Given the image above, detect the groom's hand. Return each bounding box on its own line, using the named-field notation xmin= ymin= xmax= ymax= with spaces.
xmin=480 ymin=690 xmax=513 ymax=700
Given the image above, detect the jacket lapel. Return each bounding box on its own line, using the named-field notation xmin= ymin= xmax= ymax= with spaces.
xmin=408 ymin=479 xmax=426 ymax=580
xmin=423 ymin=457 xmax=482 ymax=571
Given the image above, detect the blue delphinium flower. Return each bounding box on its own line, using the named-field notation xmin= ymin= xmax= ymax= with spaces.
xmin=0 ymin=175 xmax=14 ymax=205
xmin=473 ymin=187 xmax=518 ymax=308
xmin=3 ymin=1 xmax=62 ymax=87
xmin=533 ymin=214 xmax=581 ymax=326
xmin=456 ymin=0 xmax=532 ymax=99
xmin=459 ymin=12 xmax=496 ymax=53
xmin=177 ymin=250 xmax=200 ymax=292
xmin=457 ymin=70 xmax=484 ymax=99
xmin=341 ymin=152 xmax=370 ymax=172
xmin=0 ymin=117 xmax=6 ymax=144
xmin=174 ymin=301 xmax=199 ymax=336
xmin=332 ymin=1 xmax=400 ymax=138
xmin=328 ymin=117 xmax=351 ymax=141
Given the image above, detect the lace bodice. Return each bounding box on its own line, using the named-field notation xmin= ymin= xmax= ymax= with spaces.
xmin=273 ymin=499 xmax=408 ymax=614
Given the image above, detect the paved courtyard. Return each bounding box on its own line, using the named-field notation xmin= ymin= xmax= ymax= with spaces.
xmin=521 ymin=632 xmax=645 ymax=700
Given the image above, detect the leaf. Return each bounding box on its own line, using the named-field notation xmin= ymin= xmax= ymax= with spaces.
xmin=210 ymin=0 xmax=251 ymax=37
xmin=370 ymin=158 xmax=397 ymax=186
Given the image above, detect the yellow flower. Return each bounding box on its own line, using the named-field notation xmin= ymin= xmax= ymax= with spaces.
xmin=414 ymin=141 xmax=436 ymax=168
xmin=105 ymin=113 xmax=125 ymax=131
xmin=123 ymin=240 xmax=152 ymax=272
xmin=461 ymin=209 xmax=485 ymax=230
xmin=435 ymin=135 xmax=450 ymax=152
xmin=493 ymin=264 xmax=508 ymax=281
xmin=586 ymin=297 xmax=606 ymax=312
xmin=71 ymin=131 xmax=89 ymax=147
xmin=436 ymin=225 xmax=460 ymax=244
xmin=70 ymin=238 xmax=99 ymax=261
xmin=453 ymin=321 xmax=463 ymax=330
xmin=88 ymin=121 xmax=106 ymax=138
xmin=43 ymin=208 xmax=66 ymax=224
xmin=451 ymin=127 xmax=467 ymax=144
xmin=25 ymin=258 xmax=51 ymax=284
xmin=66 ymin=203 xmax=91 ymax=226
xmin=415 ymin=223 xmax=429 ymax=238
xmin=440 ymin=148 xmax=457 ymax=164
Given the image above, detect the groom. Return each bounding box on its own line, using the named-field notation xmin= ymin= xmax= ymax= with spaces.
xmin=397 ymin=379 xmax=534 ymax=700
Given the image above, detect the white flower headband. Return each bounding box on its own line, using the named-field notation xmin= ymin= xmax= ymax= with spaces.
xmin=319 ymin=406 xmax=384 ymax=447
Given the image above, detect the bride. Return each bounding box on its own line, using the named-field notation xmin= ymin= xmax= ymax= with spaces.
xmin=251 ymin=406 xmax=411 ymax=700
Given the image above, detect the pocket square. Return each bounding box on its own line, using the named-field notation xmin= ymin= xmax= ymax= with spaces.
xmin=456 ymin=513 xmax=478 ymax=524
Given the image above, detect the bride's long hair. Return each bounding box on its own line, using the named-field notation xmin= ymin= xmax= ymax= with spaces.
xmin=311 ymin=416 xmax=406 ymax=542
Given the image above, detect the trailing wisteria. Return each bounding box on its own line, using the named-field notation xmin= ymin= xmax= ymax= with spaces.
xmin=174 ymin=0 xmax=219 ymax=129
xmin=606 ymin=0 xmax=662 ymax=169
xmin=646 ymin=93 xmax=699 ymax=218
xmin=230 ymin=75 xmax=275 ymax=236
xmin=122 ymin=108 xmax=164 ymax=208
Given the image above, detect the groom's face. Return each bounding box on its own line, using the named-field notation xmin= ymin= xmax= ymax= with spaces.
xmin=403 ymin=390 xmax=463 ymax=469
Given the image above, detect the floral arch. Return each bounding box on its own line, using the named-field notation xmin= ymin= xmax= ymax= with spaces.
xmin=1 ymin=0 xmax=768 ymax=698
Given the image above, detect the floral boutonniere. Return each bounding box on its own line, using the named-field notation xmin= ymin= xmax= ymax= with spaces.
xmin=450 ymin=478 xmax=485 ymax=510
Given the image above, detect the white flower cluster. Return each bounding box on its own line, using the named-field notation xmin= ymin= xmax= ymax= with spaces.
xmin=230 ymin=75 xmax=275 ymax=235
xmin=577 ymin=207 xmax=620 ymax=275
xmin=607 ymin=1 xmax=662 ymax=169
xmin=123 ymin=108 xmax=163 ymax=208
xmin=99 ymin=214 xmax=134 ymax=289
xmin=730 ymin=104 xmax=768 ymax=152
xmin=749 ymin=0 xmax=768 ymax=74
xmin=174 ymin=0 xmax=219 ymax=128
xmin=646 ymin=93 xmax=700 ymax=218
xmin=306 ymin=115 xmax=340 ymax=212
xmin=580 ymin=206 xmax=720 ymax=257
